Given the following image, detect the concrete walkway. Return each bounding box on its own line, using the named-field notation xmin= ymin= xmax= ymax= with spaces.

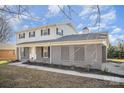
xmin=9 ymin=62 xmax=124 ymax=83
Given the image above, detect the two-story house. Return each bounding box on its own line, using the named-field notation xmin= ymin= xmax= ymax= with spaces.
xmin=16 ymin=22 xmax=109 ymax=69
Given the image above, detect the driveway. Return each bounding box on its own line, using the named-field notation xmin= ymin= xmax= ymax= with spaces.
xmin=102 ymin=62 xmax=124 ymax=76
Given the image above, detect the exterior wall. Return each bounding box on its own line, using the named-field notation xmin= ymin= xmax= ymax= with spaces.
xmin=17 ymin=44 xmax=105 ymax=70
xmin=51 ymin=44 xmax=103 ymax=69
xmin=16 ymin=24 xmax=77 ymax=44
xmin=0 ymin=50 xmax=16 ymax=60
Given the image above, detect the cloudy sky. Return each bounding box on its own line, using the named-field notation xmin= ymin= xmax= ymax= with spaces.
xmin=7 ymin=5 xmax=124 ymax=45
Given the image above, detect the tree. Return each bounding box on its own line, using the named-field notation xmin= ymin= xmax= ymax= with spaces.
xmin=107 ymin=44 xmax=116 ymax=58
xmin=0 ymin=5 xmax=30 ymax=43
xmin=58 ymin=5 xmax=101 ymax=31
xmin=0 ymin=17 xmax=13 ymax=42
xmin=117 ymin=39 xmax=124 ymax=58
xmin=117 ymin=39 xmax=124 ymax=51
xmin=0 ymin=5 xmax=43 ymax=21
xmin=107 ymin=40 xmax=124 ymax=59
xmin=0 ymin=5 xmax=101 ymax=42
xmin=0 ymin=5 xmax=28 ymax=20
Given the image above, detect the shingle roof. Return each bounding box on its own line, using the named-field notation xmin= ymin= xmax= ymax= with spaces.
xmin=17 ymin=32 xmax=108 ymax=45
xmin=55 ymin=32 xmax=108 ymax=41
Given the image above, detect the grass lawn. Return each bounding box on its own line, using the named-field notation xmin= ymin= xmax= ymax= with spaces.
xmin=0 ymin=60 xmax=9 ymax=65
xmin=0 ymin=63 xmax=123 ymax=88
xmin=108 ymin=59 xmax=124 ymax=63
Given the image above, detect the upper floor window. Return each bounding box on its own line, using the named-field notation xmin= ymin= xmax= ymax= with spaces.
xmin=56 ymin=28 xmax=63 ymax=36
xmin=41 ymin=28 xmax=50 ymax=36
xmin=29 ymin=31 xmax=35 ymax=37
xmin=19 ymin=33 xmax=25 ymax=39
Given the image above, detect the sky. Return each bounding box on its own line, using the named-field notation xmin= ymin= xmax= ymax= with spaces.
xmin=5 ymin=5 xmax=124 ymax=45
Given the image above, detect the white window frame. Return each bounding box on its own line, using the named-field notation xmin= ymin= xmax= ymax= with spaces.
xmin=29 ymin=31 xmax=35 ymax=37
xmin=43 ymin=47 xmax=48 ymax=58
xmin=19 ymin=33 xmax=25 ymax=39
xmin=42 ymin=29 xmax=49 ymax=35
xmin=56 ymin=29 xmax=63 ymax=36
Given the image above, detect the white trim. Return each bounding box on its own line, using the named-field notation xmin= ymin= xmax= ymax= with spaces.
xmin=50 ymin=46 xmax=52 ymax=64
xmin=17 ymin=39 xmax=108 ymax=47
xmin=19 ymin=47 xmax=21 ymax=60
xmin=106 ymin=45 xmax=107 ymax=62
xmin=43 ymin=46 xmax=49 ymax=58
xmin=15 ymin=47 xmax=17 ymax=59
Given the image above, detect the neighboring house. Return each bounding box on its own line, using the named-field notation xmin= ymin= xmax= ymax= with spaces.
xmin=16 ymin=23 xmax=109 ymax=69
xmin=0 ymin=43 xmax=16 ymax=60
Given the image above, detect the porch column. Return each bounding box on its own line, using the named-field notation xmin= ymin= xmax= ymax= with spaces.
xmin=16 ymin=47 xmax=19 ymax=60
xmin=50 ymin=46 xmax=52 ymax=64
xmin=18 ymin=47 xmax=21 ymax=60
xmin=30 ymin=47 xmax=36 ymax=61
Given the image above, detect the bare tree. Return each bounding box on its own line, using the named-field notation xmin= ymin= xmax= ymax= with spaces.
xmin=0 ymin=5 xmax=101 ymax=27
xmin=0 ymin=5 xmax=101 ymax=42
xmin=0 ymin=17 xmax=13 ymax=42
xmin=0 ymin=5 xmax=28 ymax=43
xmin=0 ymin=5 xmax=44 ymax=42
xmin=58 ymin=5 xmax=101 ymax=31
xmin=0 ymin=5 xmax=43 ymax=21
xmin=117 ymin=39 xmax=124 ymax=51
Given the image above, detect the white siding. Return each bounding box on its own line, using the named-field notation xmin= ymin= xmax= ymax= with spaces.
xmin=16 ymin=24 xmax=77 ymax=44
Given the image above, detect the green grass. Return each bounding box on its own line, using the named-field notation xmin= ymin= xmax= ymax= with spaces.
xmin=108 ymin=59 xmax=124 ymax=63
xmin=0 ymin=64 xmax=123 ymax=88
xmin=0 ymin=61 xmax=9 ymax=65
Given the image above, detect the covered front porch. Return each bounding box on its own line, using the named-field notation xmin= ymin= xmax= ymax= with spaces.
xmin=16 ymin=39 xmax=107 ymax=69
xmin=16 ymin=45 xmax=51 ymax=63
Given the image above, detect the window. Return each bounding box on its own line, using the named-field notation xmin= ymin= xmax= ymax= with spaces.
xmin=19 ymin=34 xmax=21 ymax=39
xmin=61 ymin=46 xmax=69 ymax=60
xmin=74 ymin=46 xmax=85 ymax=61
xmin=29 ymin=31 xmax=35 ymax=37
xmin=56 ymin=28 xmax=63 ymax=36
xmin=23 ymin=33 xmax=25 ymax=38
xmin=21 ymin=47 xmax=25 ymax=57
xmin=22 ymin=47 xmax=29 ymax=58
xmin=48 ymin=28 xmax=50 ymax=35
xmin=41 ymin=28 xmax=50 ymax=36
xmin=56 ymin=28 xmax=58 ymax=34
xmin=19 ymin=33 xmax=25 ymax=39
xmin=43 ymin=47 xmax=50 ymax=58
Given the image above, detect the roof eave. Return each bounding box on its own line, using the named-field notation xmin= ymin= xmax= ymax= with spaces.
xmin=17 ymin=39 xmax=107 ymax=47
